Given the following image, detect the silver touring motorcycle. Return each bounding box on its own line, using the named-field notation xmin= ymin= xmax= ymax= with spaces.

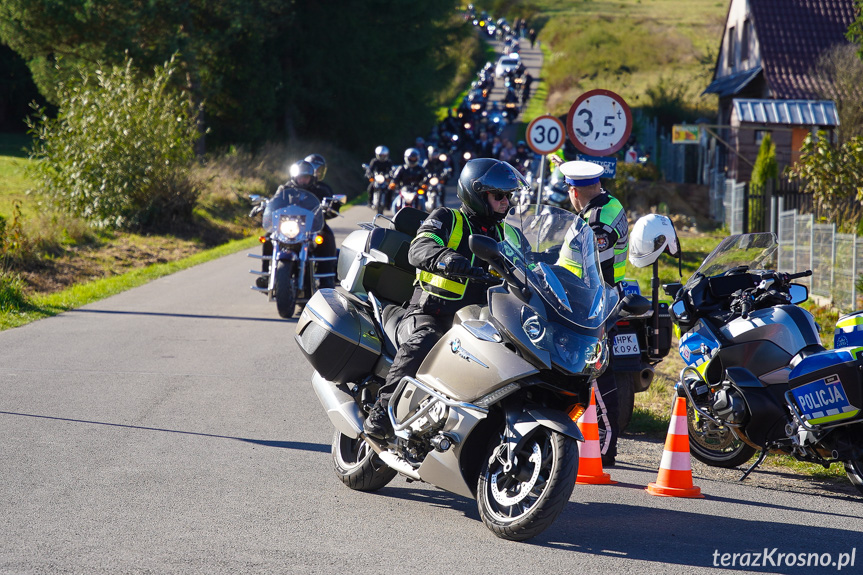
xmin=295 ymin=204 xmax=622 ymax=540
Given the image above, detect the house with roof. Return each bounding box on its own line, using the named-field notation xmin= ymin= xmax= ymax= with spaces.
xmin=702 ymin=0 xmax=856 ymax=184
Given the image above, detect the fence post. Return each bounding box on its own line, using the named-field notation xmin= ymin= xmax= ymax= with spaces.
xmin=830 ymin=223 xmax=836 ymax=305
xmin=742 ymin=182 xmax=750 ymax=234
xmin=853 ymin=238 xmax=858 ymax=311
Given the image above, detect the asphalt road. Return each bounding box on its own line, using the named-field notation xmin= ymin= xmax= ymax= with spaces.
xmin=2 ymin=203 xmax=863 ymax=575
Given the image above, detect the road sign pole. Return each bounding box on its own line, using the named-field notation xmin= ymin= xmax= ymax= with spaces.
xmin=535 ymin=154 xmax=545 ymax=204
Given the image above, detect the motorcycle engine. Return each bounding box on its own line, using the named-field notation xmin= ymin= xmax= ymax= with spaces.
xmin=408 ymin=397 xmax=449 ymax=435
xmin=712 ymin=387 xmax=748 ymax=425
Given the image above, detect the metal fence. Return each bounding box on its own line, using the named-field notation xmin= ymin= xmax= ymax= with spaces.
xmin=776 ymin=208 xmax=861 ymax=312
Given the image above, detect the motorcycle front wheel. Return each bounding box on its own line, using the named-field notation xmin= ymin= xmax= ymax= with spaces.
xmin=274 ymin=260 xmax=297 ymax=318
xmin=477 ymin=427 xmax=578 ymax=541
xmin=332 ymin=431 xmax=396 ymax=492
xmin=687 ymin=403 xmax=756 ymax=468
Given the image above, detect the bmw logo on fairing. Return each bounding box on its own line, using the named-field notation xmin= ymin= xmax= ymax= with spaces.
xmin=449 ymin=338 xmax=489 ymax=368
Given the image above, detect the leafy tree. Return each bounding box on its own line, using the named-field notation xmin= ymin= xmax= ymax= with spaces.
xmin=27 ymin=55 xmax=199 ymax=229
xmin=750 ymin=133 xmax=777 ymax=195
xmin=785 ymin=132 xmax=863 ymax=232
xmin=0 ymin=0 xmax=465 ymax=152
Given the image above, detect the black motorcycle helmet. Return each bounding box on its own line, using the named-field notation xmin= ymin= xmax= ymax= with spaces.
xmin=457 ymin=158 xmax=528 ymax=221
xmin=304 ymin=153 xmax=327 ymax=181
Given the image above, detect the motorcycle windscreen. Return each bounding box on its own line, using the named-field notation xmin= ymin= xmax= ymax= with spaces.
xmin=687 ymin=232 xmax=778 ymax=287
xmin=503 ymin=205 xmax=617 ymax=330
xmin=262 ymin=187 xmax=324 ymax=233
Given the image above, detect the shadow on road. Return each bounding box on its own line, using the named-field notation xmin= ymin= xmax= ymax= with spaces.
xmin=0 ymin=410 xmax=328 ymax=453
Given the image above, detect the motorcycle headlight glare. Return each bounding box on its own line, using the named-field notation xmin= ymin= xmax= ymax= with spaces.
xmin=430 ymin=177 xmax=439 ymax=186
xmin=279 ymin=216 xmax=302 ymax=239
xmin=375 ymin=174 xmax=386 ymax=183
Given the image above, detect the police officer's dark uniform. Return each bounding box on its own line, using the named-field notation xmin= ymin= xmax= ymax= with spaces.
xmin=558 ymin=160 xmax=629 ymax=466
xmin=363 ymin=159 xmax=528 ymax=439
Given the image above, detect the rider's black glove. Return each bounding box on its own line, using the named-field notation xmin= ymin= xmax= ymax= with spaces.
xmin=440 ymin=254 xmax=472 ymax=277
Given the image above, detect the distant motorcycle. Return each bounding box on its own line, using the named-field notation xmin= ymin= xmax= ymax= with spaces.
xmin=392 ymin=182 xmax=427 ymax=213
xmin=362 ymin=163 xmax=391 ymax=215
xmin=424 ymin=163 xmax=451 ymax=212
xmin=248 ymin=187 xmax=344 ymax=318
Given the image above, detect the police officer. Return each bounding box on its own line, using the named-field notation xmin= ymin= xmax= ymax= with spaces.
xmin=363 ymin=158 xmax=527 ymax=439
xmin=558 ymin=160 xmax=629 ymax=466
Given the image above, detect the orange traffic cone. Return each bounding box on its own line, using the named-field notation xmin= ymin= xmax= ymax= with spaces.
xmin=646 ymin=396 xmax=704 ymax=498
xmin=572 ymin=386 xmax=615 ymax=485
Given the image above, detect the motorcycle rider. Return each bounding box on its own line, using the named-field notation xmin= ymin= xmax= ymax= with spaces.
xmin=424 ymin=145 xmax=452 ymax=206
xmin=390 ymin=148 xmax=427 ymax=211
xmin=256 ymin=159 xmax=337 ymax=289
xmin=511 ymin=140 xmax=532 ymax=176
xmin=363 ymin=158 xmax=528 ymax=439
xmin=366 ymin=145 xmax=394 ymax=208
xmin=557 ymin=160 xmax=629 ymax=466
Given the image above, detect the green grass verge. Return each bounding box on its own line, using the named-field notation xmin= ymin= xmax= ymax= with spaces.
xmin=0 ymin=235 xmax=259 ymax=331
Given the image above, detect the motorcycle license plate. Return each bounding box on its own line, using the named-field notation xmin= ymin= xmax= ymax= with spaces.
xmin=791 ymin=375 xmax=857 ymax=424
xmin=613 ymin=333 xmax=640 ymax=356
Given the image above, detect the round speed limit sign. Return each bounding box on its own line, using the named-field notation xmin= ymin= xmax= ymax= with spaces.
xmin=566 ymin=89 xmax=632 ymax=156
xmin=526 ymin=115 xmax=566 ymax=155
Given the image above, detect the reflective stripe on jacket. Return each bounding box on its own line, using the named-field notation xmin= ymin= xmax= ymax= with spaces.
xmin=415 ymin=209 xmax=514 ymax=300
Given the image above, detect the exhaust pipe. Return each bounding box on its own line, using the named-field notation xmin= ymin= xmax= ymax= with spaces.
xmin=636 ymin=367 xmax=655 ymax=393
xmin=311 ymin=371 xmax=364 ymax=438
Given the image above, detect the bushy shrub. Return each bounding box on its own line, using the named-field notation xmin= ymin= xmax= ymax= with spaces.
xmin=26 ymin=55 xmax=199 ymax=230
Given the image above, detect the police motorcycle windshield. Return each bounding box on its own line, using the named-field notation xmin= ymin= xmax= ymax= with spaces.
xmin=262 ymin=187 xmax=324 ymax=241
xmin=502 ymin=205 xmax=618 ymax=375
xmin=686 ymin=232 xmax=777 ymax=288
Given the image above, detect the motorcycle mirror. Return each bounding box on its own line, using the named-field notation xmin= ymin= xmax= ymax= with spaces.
xmin=249 ymin=194 xmax=263 ymax=204
xmin=469 ymin=231 xmax=500 ymax=257
xmin=332 ymin=194 xmax=347 ymax=204
xmin=619 ymin=293 xmax=651 ymax=318
xmin=663 ymin=282 xmax=683 ymax=298
xmin=788 ymin=283 xmax=808 ymax=304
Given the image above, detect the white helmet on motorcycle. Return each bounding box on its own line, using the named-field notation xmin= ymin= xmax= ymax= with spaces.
xmin=404 ymin=148 xmax=420 ymax=167
xmin=304 ymin=153 xmax=327 ymax=181
xmin=628 ymin=214 xmax=680 ymax=268
xmin=375 ymin=145 xmax=389 ymax=161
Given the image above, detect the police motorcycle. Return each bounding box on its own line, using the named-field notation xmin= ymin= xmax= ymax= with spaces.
xmin=663 ymin=231 xmax=863 ymax=492
xmin=362 ymin=163 xmax=391 ymax=215
xmin=295 ymin=204 xmax=629 ymax=540
xmin=248 ymin=186 xmax=344 ymax=318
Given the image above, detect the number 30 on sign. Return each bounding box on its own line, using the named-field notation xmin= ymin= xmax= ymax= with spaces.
xmin=566 ymin=89 xmax=632 ymax=156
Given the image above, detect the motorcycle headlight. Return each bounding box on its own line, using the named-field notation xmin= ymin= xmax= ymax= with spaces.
xmin=439 ymin=154 xmax=447 ymax=162
xmin=463 ymin=151 xmax=472 ymax=161
xmin=430 ymin=177 xmax=439 ymax=186
xmin=278 ymin=216 xmax=303 ymax=239
xmin=375 ymin=174 xmax=385 ymax=183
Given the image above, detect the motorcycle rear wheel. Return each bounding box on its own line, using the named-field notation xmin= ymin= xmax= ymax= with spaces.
xmin=686 ymin=403 xmax=756 ymax=468
xmin=615 ymin=372 xmax=636 ymax=433
xmin=477 ymin=427 xmax=578 ymax=541
xmin=274 ymin=260 xmax=297 ymax=318
xmin=332 ymin=431 xmax=397 ymax=492
xmin=844 ymin=458 xmax=863 ymax=495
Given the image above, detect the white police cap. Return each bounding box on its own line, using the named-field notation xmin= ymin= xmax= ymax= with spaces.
xmin=559 ymin=160 xmax=604 ymax=187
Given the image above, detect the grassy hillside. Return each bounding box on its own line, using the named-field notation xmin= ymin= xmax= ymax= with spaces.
xmin=528 ymin=0 xmax=727 ymax=119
